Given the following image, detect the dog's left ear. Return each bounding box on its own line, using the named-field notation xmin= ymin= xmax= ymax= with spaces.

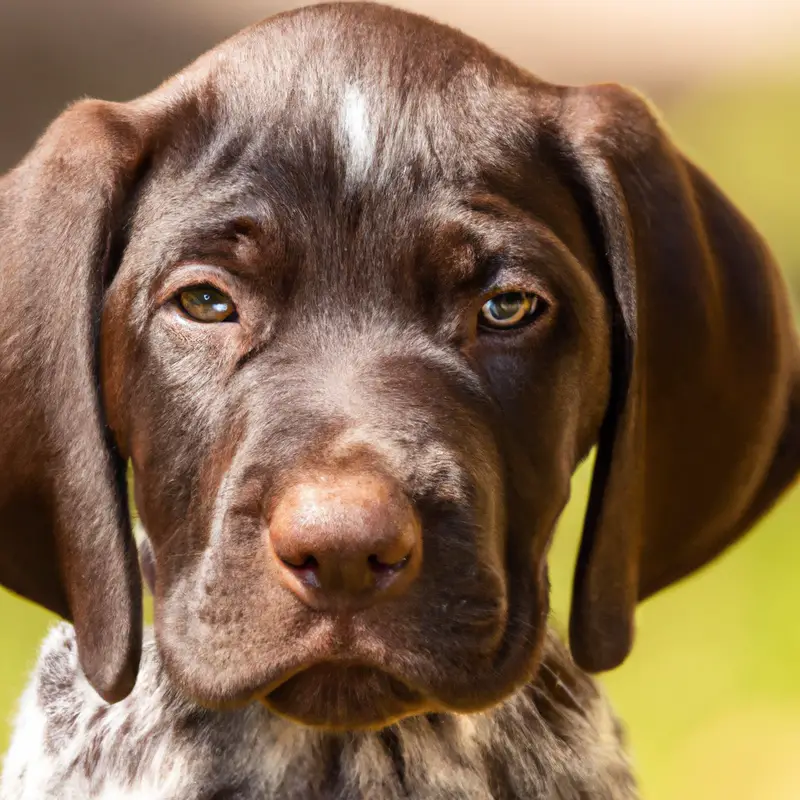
xmin=551 ymin=84 xmax=800 ymax=673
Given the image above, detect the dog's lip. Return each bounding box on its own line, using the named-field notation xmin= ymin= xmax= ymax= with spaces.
xmin=258 ymin=656 xmax=424 ymax=702
xmin=158 ymin=591 xmax=526 ymax=713
xmin=259 ymin=660 xmax=429 ymax=730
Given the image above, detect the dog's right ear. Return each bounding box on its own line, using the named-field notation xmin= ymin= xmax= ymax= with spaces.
xmin=0 ymin=98 xmax=165 ymax=702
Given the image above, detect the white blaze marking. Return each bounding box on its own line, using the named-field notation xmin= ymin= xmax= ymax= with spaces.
xmin=341 ymin=84 xmax=374 ymax=181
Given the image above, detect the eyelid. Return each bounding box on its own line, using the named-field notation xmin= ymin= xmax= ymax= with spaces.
xmin=476 ymin=261 xmax=556 ymax=307
xmin=153 ymin=263 xmax=241 ymax=308
xmin=478 ymin=282 xmax=552 ymax=311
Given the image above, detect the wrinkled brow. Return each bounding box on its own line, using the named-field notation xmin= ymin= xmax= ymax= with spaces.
xmin=144 ymin=206 xmax=287 ymax=282
xmin=425 ymin=194 xmax=581 ymax=298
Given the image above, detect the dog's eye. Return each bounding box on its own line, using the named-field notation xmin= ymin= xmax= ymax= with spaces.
xmin=179 ymin=286 xmax=237 ymax=323
xmin=479 ymin=291 xmax=540 ymax=330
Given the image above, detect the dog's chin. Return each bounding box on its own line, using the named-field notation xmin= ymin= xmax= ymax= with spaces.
xmin=261 ymin=664 xmax=429 ymax=731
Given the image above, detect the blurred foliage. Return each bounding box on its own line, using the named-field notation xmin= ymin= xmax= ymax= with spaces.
xmin=1 ymin=76 xmax=799 ymax=798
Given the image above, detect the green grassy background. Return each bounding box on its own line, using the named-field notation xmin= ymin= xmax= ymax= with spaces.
xmin=1 ymin=78 xmax=799 ymax=798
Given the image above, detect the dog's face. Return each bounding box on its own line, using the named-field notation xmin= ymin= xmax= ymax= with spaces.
xmin=101 ymin=29 xmax=610 ymax=725
xmin=0 ymin=3 xmax=797 ymax=729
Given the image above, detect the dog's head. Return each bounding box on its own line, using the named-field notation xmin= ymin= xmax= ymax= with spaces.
xmin=0 ymin=3 xmax=797 ymax=730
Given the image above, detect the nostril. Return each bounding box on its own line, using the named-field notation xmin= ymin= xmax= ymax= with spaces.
xmin=367 ymin=552 xmax=411 ymax=575
xmin=280 ymin=554 xmax=321 ymax=589
xmin=281 ymin=554 xmax=319 ymax=571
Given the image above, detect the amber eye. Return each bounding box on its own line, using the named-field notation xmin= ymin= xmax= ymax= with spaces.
xmin=179 ymin=286 xmax=237 ymax=323
xmin=479 ymin=291 xmax=541 ymax=329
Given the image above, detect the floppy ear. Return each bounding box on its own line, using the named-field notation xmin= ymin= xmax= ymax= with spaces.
xmin=0 ymin=100 xmax=157 ymax=701
xmin=553 ymin=84 xmax=800 ymax=672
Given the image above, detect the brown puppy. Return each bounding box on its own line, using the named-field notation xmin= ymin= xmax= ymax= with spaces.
xmin=0 ymin=0 xmax=797 ymax=770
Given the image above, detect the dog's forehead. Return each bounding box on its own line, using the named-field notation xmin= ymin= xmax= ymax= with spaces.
xmin=189 ymin=4 xmax=549 ymax=183
xmin=126 ymin=4 xmax=578 ymax=296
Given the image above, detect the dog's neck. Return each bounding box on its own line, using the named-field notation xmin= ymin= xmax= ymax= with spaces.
xmin=1 ymin=625 xmax=637 ymax=799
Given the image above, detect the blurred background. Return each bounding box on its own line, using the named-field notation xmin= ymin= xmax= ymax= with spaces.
xmin=0 ymin=1 xmax=798 ymax=797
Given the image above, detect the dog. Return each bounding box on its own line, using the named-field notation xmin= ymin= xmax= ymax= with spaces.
xmin=0 ymin=3 xmax=798 ymax=797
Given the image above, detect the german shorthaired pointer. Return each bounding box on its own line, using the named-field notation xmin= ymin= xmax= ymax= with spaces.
xmin=1 ymin=3 xmax=798 ymax=798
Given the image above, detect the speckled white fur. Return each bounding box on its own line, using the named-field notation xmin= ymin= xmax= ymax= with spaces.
xmin=0 ymin=624 xmax=637 ymax=799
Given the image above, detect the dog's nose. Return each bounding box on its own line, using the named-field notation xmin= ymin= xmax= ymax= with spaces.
xmin=268 ymin=473 xmax=422 ymax=611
